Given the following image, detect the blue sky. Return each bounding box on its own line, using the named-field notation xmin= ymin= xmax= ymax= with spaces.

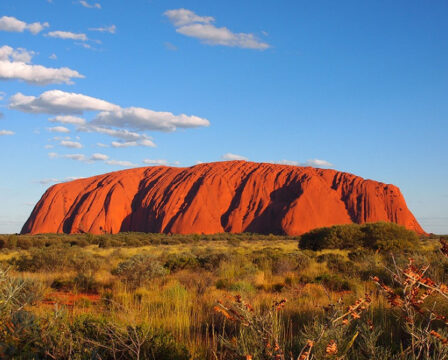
xmin=0 ymin=0 xmax=447 ymax=234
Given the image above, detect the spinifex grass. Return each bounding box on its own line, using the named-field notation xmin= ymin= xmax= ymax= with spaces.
xmin=0 ymin=233 xmax=446 ymax=359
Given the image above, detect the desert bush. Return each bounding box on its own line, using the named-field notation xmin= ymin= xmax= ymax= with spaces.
xmin=51 ymin=277 xmax=74 ymax=291
xmin=13 ymin=246 xmax=103 ymax=274
xmin=0 ymin=267 xmax=44 ymax=315
xmin=164 ymin=252 xmax=199 ymax=272
xmin=73 ymin=273 xmax=100 ymax=293
xmin=324 ymin=256 xmax=359 ymax=276
xmin=299 ymin=224 xmax=364 ymax=250
xmin=362 ymin=222 xmax=419 ymax=251
xmin=299 ymin=222 xmax=420 ymax=251
xmin=316 ymin=253 xmax=345 ymax=264
xmin=371 ymin=252 xmax=448 ymax=359
xmin=348 ymin=248 xmax=375 ymax=262
xmin=197 ymin=251 xmax=230 ymax=270
xmin=69 ymin=238 xmax=89 ymax=247
xmin=314 ymin=273 xmax=352 ymax=291
xmin=228 ymin=280 xmax=256 ymax=294
xmin=71 ymin=316 xmax=190 ymax=360
xmin=112 ymin=254 xmax=168 ymax=288
xmin=215 ymin=295 xmax=286 ymax=359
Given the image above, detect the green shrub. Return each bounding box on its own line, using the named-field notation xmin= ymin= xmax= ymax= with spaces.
xmin=361 ymin=222 xmax=419 ymax=251
xmin=314 ymin=274 xmax=352 ymax=291
xmin=316 ymin=253 xmax=345 ymax=264
xmin=316 ymin=253 xmax=359 ymax=275
xmin=347 ymin=248 xmax=375 ymax=262
xmin=13 ymin=247 xmax=103 ymax=273
xmin=73 ymin=273 xmax=100 ymax=293
xmin=50 ymin=278 xmax=74 ymax=291
xmin=73 ymin=316 xmax=190 ymax=359
xmin=197 ymin=252 xmax=229 ymax=270
xmin=299 ymin=224 xmax=363 ymax=250
xmin=164 ymin=252 xmax=199 ymax=272
xmin=229 ymin=280 xmax=256 ymax=293
xmin=112 ymin=254 xmax=168 ymax=288
xmin=299 ymin=222 xmax=420 ymax=251
xmin=215 ymin=278 xmax=231 ymax=290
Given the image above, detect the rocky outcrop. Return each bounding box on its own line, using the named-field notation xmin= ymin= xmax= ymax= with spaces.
xmin=21 ymin=161 xmax=425 ymax=235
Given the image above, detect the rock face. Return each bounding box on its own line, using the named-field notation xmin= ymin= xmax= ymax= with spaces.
xmin=22 ymin=161 xmax=425 ymax=235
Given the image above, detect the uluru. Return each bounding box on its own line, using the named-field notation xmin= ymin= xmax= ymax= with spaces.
xmin=21 ymin=161 xmax=425 ymax=236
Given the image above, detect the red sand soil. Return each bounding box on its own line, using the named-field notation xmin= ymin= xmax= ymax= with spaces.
xmin=21 ymin=160 xmax=425 ymax=236
xmin=42 ymin=292 xmax=101 ymax=306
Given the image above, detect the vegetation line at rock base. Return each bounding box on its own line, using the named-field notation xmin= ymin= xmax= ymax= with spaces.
xmin=0 ymin=223 xmax=447 ymax=359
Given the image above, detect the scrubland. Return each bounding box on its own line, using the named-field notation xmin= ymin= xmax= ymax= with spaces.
xmin=0 ymin=223 xmax=447 ymax=359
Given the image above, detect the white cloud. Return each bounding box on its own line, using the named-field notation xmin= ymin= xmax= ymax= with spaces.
xmin=79 ymin=125 xmax=150 ymax=141
xmin=0 ymin=16 xmax=49 ymax=34
xmin=0 ymin=45 xmax=84 ymax=85
xmin=52 ymin=136 xmax=71 ymax=141
xmin=277 ymin=160 xmax=300 ymax=166
xmin=60 ymin=140 xmax=83 ymax=148
xmin=303 ymin=159 xmax=333 ymax=168
xmin=47 ymin=31 xmax=88 ymax=41
xmin=65 ymin=176 xmax=84 ymax=181
xmin=0 ymin=91 xmax=5 ymax=100
xmin=105 ymin=159 xmax=136 ymax=167
xmin=63 ymin=153 xmax=86 ymax=161
xmin=97 ymin=142 xmax=109 ymax=147
xmin=0 ymin=46 xmax=35 ymax=63
xmin=9 ymin=90 xmax=118 ymax=114
xmin=44 ymin=144 xmax=54 ymax=149
xmin=164 ymin=9 xmax=214 ymax=27
xmin=93 ymin=107 xmax=210 ymax=131
xmin=37 ymin=178 xmax=60 ymax=185
xmin=140 ymin=139 xmax=156 ymax=147
xmin=0 ymin=129 xmax=14 ymax=136
xmin=0 ymin=60 xmax=83 ymax=85
xmin=49 ymin=53 xmax=57 ymax=60
xmin=49 ymin=150 xmax=136 ymax=168
xmin=49 ymin=115 xmax=86 ymax=125
xmin=89 ymin=25 xmax=116 ymax=33
xmin=111 ymin=139 xmax=156 ymax=148
xmin=36 ymin=176 xmax=85 ymax=185
xmin=276 ymin=159 xmax=333 ymax=168
xmin=90 ymin=152 xmax=108 ymax=161
xmin=143 ymin=159 xmax=169 ymax=166
xmin=10 ymin=90 xmax=209 ymax=144
xmin=10 ymin=91 xmax=208 ymax=131
xmin=111 ymin=141 xmax=137 ymax=148
xmin=49 ymin=151 xmax=110 ymax=163
xmin=222 ymin=152 xmax=248 ymax=161
xmin=79 ymin=0 xmax=101 ymax=9
xmin=164 ymin=9 xmax=269 ymax=50
xmin=48 ymin=126 xmax=70 ymax=133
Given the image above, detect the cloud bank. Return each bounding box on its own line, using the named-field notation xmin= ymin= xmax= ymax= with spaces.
xmin=0 ymin=46 xmax=84 ymax=85
xmin=89 ymin=25 xmax=116 ymax=34
xmin=277 ymin=159 xmax=334 ymax=168
xmin=47 ymin=31 xmax=88 ymax=41
xmin=222 ymin=152 xmax=248 ymax=161
xmin=0 ymin=130 xmax=14 ymax=136
xmin=164 ymin=9 xmax=269 ymax=50
xmin=0 ymin=16 xmax=49 ymax=34
xmin=9 ymin=90 xmax=209 ymax=143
